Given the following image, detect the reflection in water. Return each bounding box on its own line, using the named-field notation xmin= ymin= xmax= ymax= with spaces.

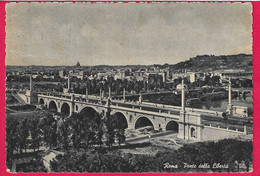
xmin=190 ymin=96 xmax=253 ymax=112
xmin=142 ymin=93 xmax=253 ymax=113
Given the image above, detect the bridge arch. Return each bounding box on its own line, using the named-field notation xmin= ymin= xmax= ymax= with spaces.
xmin=134 ymin=116 xmax=155 ymax=130
xmin=79 ymin=106 xmax=99 ymax=121
xmin=113 ymin=112 xmax=128 ymax=129
xmin=49 ymin=101 xmax=58 ymax=112
xmin=212 ymin=88 xmax=226 ymax=93
xmin=39 ymin=98 xmax=44 ymax=105
xmin=165 ymin=121 xmax=179 ymax=132
xmin=61 ymin=102 xmax=70 ymax=116
xmin=242 ymin=90 xmax=252 ymax=101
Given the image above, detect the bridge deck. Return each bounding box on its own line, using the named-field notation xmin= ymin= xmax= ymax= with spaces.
xmin=38 ymin=93 xmax=227 ymax=119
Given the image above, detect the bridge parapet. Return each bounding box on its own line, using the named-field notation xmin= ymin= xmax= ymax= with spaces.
xmin=38 ymin=93 xmax=225 ymax=120
xmin=110 ymin=105 xmax=180 ymax=120
xmin=38 ymin=94 xmax=73 ymax=102
xmin=204 ymin=124 xmax=247 ymax=134
xmin=202 ymin=124 xmax=248 ymax=140
xmin=112 ymin=99 xmax=223 ymax=118
xmin=36 ymin=92 xmax=252 ymax=142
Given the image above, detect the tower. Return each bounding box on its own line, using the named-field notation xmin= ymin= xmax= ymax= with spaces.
xmin=26 ymin=75 xmax=34 ymax=104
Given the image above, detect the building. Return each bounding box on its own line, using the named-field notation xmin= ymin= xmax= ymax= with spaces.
xmin=59 ymin=70 xmax=65 ymax=78
xmin=77 ymin=71 xmax=85 ymax=80
xmin=189 ymin=73 xmax=196 ymax=83
xmin=176 ymin=83 xmax=187 ymax=90
xmin=76 ymin=61 xmax=80 ymax=67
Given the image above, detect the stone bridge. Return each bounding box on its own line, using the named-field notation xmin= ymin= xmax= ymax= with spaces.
xmin=232 ymin=88 xmax=252 ymax=99
xmin=37 ymin=91 xmax=206 ymax=140
xmin=22 ymin=77 xmax=249 ymax=141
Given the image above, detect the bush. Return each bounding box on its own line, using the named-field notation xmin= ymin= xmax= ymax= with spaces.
xmin=50 ymin=139 xmax=252 ymax=172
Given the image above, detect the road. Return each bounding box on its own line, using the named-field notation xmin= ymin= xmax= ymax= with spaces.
xmin=126 ymin=131 xmax=175 ymax=143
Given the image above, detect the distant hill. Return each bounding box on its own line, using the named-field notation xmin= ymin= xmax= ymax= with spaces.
xmin=169 ymin=54 xmax=252 ymax=72
xmin=6 ymin=54 xmax=252 ymax=73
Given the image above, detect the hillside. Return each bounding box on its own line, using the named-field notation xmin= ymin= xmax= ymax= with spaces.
xmin=6 ymin=54 xmax=252 ymax=73
xmin=170 ymin=54 xmax=252 ymax=72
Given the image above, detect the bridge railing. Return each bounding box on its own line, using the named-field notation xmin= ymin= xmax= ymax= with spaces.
xmin=186 ymin=108 xmax=223 ymax=117
xmin=38 ymin=93 xmax=71 ymax=100
xmin=110 ymin=104 xmax=180 ymax=119
xmin=112 ymin=99 xmax=223 ymax=117
xmin=204 ymin=124 xmax=249 ymax=134
xmin=38 ymin=93 xmax=224 ymax=118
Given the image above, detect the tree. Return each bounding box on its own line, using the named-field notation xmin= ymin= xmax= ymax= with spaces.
xmin=57 ymin=118 xmax=70 ymax=151
xmin=29 ymin=118 xmax=41 ymax=152
xmin=40 ymin=114 xmax=57 ymax=149
xmin=69 ymin=113 xmax=85 ymax=150
xmin=68 ymin=112 xmax=104 ymax=150
xmin=115 ymin=129 xmax=126 ymax=147
xmin=6 ymin=119 xmax=19 ymax=156
xmin=104 ymin=111 xmax=116 ymax=148
xmin=49 ymin=138 xmax=252 ymax=173
xmin=93 ymin=113 xmax=104 ymax=147
xmin=17 ymin=118 xmax=30 ymax=153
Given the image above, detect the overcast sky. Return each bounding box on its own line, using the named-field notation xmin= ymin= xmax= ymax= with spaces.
xmin=5 ymin=2 xmax=252 ymax=66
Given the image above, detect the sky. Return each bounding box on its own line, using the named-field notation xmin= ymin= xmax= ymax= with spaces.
xmin=5 ymin=2 xmax=252 ymax=66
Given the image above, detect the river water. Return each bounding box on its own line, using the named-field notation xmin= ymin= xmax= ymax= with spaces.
xmin=189 ymin=96 xmax=253 ymax=112
xmin=141 ymin=93 xmax=253 ymax=113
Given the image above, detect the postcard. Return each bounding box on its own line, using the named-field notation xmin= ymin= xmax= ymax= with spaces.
xmin=3 ymin=1 xmax=255 ymax=173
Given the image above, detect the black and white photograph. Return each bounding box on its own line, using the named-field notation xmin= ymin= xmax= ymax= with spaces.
xmin=5 ymin=2 xmax=253 ymax=173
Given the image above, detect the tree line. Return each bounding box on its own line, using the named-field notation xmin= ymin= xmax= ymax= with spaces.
xmin=50 ymin=139 xmax=252 ymax=173
xmin=6 ymin=109 xmax=252 ymax=173
xmin=6 ymin=108 xmax=126 ymax=169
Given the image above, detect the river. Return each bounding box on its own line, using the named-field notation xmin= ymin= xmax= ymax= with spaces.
xmin=189 ymin=96 xmax=253 ymax=112
xmin=139 ymin=93 xmax=253 ymax=113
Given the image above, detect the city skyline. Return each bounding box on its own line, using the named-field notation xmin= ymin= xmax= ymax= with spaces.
xmin=6 ymin=2 xmax=252 ymax=66
xmin=5 ymin=53 xmax=252 ymax=67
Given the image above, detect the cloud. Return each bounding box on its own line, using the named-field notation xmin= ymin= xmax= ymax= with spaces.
xmin=5 ymin=2 xmax=252 ymax=66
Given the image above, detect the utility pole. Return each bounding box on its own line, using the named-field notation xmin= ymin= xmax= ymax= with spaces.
xmin=108 ymin=86 xmax=111 ymax=99
xmin=228 ymin=78 xmax=232 ymax=106
xmin=30 ymin=75 xmax=32 ymax=91
xmin=68 ymin=75 xmax=71 ymax=92
xmin=139 ymin=93 xmax=143 ymax=104
xmin=86 ymin=85 xmax=88 ymax=101
xmin=226 ymin=78 xmax=233 ymax=115
xmin=99 ymin=87 xmax=102 ymax=103
xmin=123 ymin=88 xmax=126 ymax=102
xmin=181 ymin=78 xmax=185 ymax=111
